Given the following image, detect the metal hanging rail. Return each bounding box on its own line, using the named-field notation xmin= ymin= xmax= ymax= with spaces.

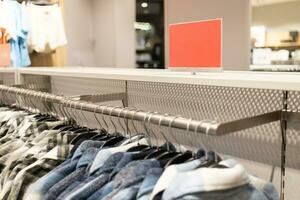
xmin=0 ymin=85 xmax=290 ymax=136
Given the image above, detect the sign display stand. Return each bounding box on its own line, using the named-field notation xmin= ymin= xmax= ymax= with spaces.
xmin=169 ymin=18 xmax=222 ymax=71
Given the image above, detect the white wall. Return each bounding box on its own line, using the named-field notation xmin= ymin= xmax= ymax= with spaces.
xmin=165 ymin=0 xmax=251 ymax=71
xmin=114 ymin=0 xmax=136 ymax=68
xmin=92 ymin=0 xmax=136 ymax=68
xmin=92 ymin=0 xmax=116 ymax=67
xmin=65 ymin=0 xmax=97 ymax=66
xmin=65 ymin=0 xmax=136 ymax=67
xmin=252 ymin=1 xmax=300 ymax=31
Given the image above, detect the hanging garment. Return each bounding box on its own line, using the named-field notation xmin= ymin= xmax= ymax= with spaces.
xmin=24 ymin=140 xmax=105 ymax=200
xmin=0 ymin=106 xmax=280 ymax=200
xmin=0 ymin=28 xmax=11 ymax=67
xmin=0 ymin=1 xmax=30 ymax=68
xmin=26 ymin=2 xmax=67 ymax=53
xmin=160 ymin=159 xmax=279 ymax=200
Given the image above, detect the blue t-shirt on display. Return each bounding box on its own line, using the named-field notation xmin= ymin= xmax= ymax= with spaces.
xmin=6 ymin=1 xmax=30 ymax=68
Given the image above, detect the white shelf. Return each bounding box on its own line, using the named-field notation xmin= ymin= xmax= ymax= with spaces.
xmin=0 ymin=68 xmax=18 ymax=73
xmin=1 ymin=67 xmax=298 ymax=91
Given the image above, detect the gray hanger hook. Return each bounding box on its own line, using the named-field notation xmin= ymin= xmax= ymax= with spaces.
xmin=20 ymin=89 xmax=27 ymax=109
xmin=50 ymin=94 xmax=58 ymax=118
xmin=80 ymin=102 xmax=89 ymax=130
xmin=100 ymin=105 xmax=109 ymax=132
xmin=93 ymin=105 xmax=104 ymax=131
xmin=19 ymin=89 xmax=24 ymax=109
xmin=117 ymin=107 xmax=126 ymax=134
xmin=129 ymin=108 xmax=145 ymax=144
xmin=15 ymin=89 xmax=20 ymax=109
xmin=68 ymin=100 xmax=76 ymax=123
xmin=123 ymin=107 xmax=140 ymax=139
xmin=67 ymin=99 xmax=76 ymax=124
xmin=24 ymin=90 xmax=29 ymax=111
xmin=130 ymin=108 xmax=140 ymax=135
xmin=74 ymin=100 xmax=84 ymax=126
xmin=73 ymin=99 xmax=83 ymax=125
xmin=158 ymin=113 xmax=170 ymax=151
xmin=142 ymin=111 xmax=152 ymax=145
xmin=108 ymin=106 xmax=118 ymax=134
xmin=194 ymin=120 xmax=209 ymax=160
xmin=62 ymin=99 xmax=70 ymax=123
xmin=46 ymin=93 xmax=51 ymax=115
xmin=124 ymin=107 xmax=135 ymax=142
xmin=59 ymin=97 xmax=68 ymax=122
xmin=205 ymin=122 xmax=218 ymax=162
xmin=39 ymin=92 xmax=44 ymax=114
xmin=64 ymin=100 xmax=72 ymax=123
xmin=42 ymin=93 xmax=49 ymax=115
xmin=168 ymin=115 xmax=182 ymax=152
xmin=146 ymin=111 xmax=159 ymax=147
xmin=42 ymin=93 xmax=46 ymax=114
xmin=122 ymin=108 xmax=131 ymax=138
xmin=30 ymin=91 xmax=36 ymax=113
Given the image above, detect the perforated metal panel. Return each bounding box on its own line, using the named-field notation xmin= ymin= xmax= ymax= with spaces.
xmin=286 ymin=91 xmax=300 ymax=169
xmin=127 ymin=81 xmax=284 ymax=167
xmin=20 ymin=74 xmax=51 ymax=92
xmin=19 ymin=74 xmax=300 ymax=170
xmin=0 ymin=73 xmax=16 ymax=86
xmin=50 ymin=76 xmax=126 ymax=96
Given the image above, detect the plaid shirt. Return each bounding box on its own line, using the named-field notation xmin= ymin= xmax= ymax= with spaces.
xmin=0 ymin=111 xmax=74 ymax=200
xmin=0 ymin=131 xmax=75 ymax=200
xmin=3 ymin=154 xmax=65 ymax=200
xmin=10 ymin=159 xmax=63 ymax=200
xmin=0 ymin=130 xmax=60 ymax=174
xmin=0 ymin=119 xmax=64 ymax=168
xmin=0 ymin=112 xmax=27 ymax=142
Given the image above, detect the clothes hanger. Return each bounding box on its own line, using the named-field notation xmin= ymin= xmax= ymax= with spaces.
xmin=79 ymin=101 xmax=96 ymax=132
xmin=56 ymin=100 xmax=77 ymax=131
xmin=91 ymin=104 xmax=107 ymax=134
xmin=71 ymin=102 xmax=94 ymax=133
xmin=101 ymin=106 xmax=125 ymax=147
xmin=9 ymin=89 xmax=25 ymax=111
xmin=166 ymin=117 xmax=194 ymax=167
xmin=91 ymin=105 xmax=115 ymax=141
xmin=67 ymin=100 xmax=83 ymax=132
xmin=156 ymin=115 xmax=182 ymax=166
xmin=35 ymin=93 xmax=58 ymax=122
xmin=41 ymin=92 xmax=57 ymax=120
xmin=68 ymin=100 xmax=93 ymax=132
xmin=52 ymin=100 xmax=76 ymax=131
xmin=126 ymin=109 xmax=149 ymax=152
xmin=90 ymin=105 xmax=111 ymax=141
xmin=139 ymin=111 xmax=159 ymax=153
xmin=138 ymin=111 xmax=160 ymax=155
xmin=69 ymin=103 xmax=101 ymax=144
xmin=145 ymin=113 xmax=169 ymax=159
xmin=50 ymin=98 xmax=72 ymax=130
xmin=194 ymin=121 xmax=224 ymax=168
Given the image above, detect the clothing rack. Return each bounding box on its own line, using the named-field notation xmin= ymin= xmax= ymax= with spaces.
xmin=0 ymin=84 xmax=297 ymax=136
xmin=2 ymin=80 xmax=300 ymax=200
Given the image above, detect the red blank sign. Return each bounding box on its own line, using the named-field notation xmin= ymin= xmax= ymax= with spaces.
xmin=169 ymin=19 xmax=222 ymax=68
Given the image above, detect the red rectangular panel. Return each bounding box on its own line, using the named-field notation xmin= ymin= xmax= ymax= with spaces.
xmin=169 ymin=19 xmax=222 ymax=69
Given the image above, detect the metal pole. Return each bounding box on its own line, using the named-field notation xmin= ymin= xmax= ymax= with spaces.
xmin=280 ymin=91 xmax=288 ymax=200
xmin=0 ymin=85 xmax=284 ymax=136
xmin=0 ymin=85 xmax=215 ymax=135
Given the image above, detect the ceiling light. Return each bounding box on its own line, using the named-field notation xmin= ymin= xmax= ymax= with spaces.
xmin=141 ymin=2 xmax=148 ymax=8
xmin=134 ymin=22 xmax=152 ymax=31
